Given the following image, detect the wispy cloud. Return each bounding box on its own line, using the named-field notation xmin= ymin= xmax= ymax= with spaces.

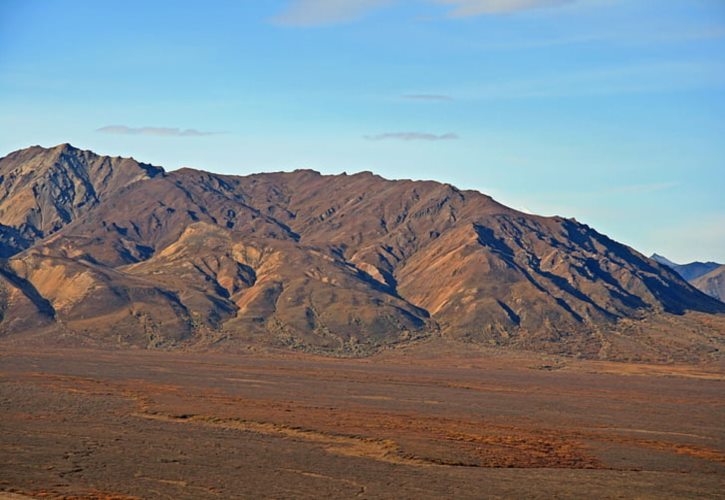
xmin=470 ymin=25 xmax=725 ymax=51
xmin=608 ymin=182 xmax=678 ymax=195
xmin=271 ymin=0 xmax=584 ymax=27
xmin=401 ymin=94 xmax=454 ymax=101
xmin=455 ymin=61 xmax=725 ymax=100
xmin=435 ymin=0 xmax=577 ymax=17
xmin=365 ymin=132 xmax=459 ymax=141
xmin=272 ymin=0 xmax=394 ymax=27
xmin=96 ymin=125 xmax=216 ymax=137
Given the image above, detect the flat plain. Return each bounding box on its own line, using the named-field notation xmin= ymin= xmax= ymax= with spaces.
xmin=0 ymin=341 xmax=723 ymax=499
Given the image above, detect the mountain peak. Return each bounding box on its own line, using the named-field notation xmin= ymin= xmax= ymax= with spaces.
xmin=651 ymin=253 xmax=679 ymax=267
xmin=52 ymin=142 xmax=76 ymax=152
xmin=292 ymin=168 xmax=323 ymax=176
xmin=0 ymin=144 xmax=165 ymax=255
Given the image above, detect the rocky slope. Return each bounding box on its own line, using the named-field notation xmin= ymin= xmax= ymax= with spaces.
xmin=1 ymin=144 xmax=723 ymax=360
xmin=692 ymin=265 xmax=725 ymax=303
xmin=0 ymin=143 xmax=163 ymax=257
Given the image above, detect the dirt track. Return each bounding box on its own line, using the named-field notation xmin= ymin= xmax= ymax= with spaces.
xmin=1 ymin=343 xmax=723 ymax=498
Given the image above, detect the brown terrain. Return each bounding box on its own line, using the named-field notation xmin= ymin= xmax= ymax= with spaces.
xmin=0 ymin=343 xmax=723 ymax=498
xmin=1 ymin=144 xmax=724 ymax=498
xmin=0 ymin=143 xmax=724 ymax=361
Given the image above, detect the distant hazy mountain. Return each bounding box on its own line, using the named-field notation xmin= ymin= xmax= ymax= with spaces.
xmin=650 ymin=253 xmax=723 ymax=302
xmin=650 ymin=253 xmax=679 ymax=269
xmin=650 ymin=253 xmax=721 ymax=281
xmin=0 ymin=144 xmax=723 ymax=361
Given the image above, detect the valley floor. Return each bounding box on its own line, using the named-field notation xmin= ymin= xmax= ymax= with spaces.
xmin=0 ymin=341 xmax=723 ymax=499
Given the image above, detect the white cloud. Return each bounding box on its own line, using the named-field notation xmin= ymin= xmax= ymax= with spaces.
xmin=96 ymin=125 xmax=216 ymax=137
xmin=364 ymin=132 xmax=459 ymax=141
xmin=435 ymin=0 xmax=577 ymax=16
xmin=272 ymin=0 xmax=395 ymax=27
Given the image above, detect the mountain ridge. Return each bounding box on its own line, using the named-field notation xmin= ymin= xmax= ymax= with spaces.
xmin=1 ymin=144 xmax=723 ymax=361
xmin=0 ymin=143 xmax=164 ymax=257
xmin=650 ymin=253 xmax=721 ymax=282
xmin=650 ymin=253 xmax=723 ymax=302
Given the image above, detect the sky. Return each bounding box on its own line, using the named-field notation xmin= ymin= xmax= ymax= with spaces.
xmin=0 ymin=0 xmax=724 ymax=263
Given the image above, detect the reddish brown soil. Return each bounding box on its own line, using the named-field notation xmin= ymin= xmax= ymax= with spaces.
xmin=0 ymin=342 xmax=723 ymax=498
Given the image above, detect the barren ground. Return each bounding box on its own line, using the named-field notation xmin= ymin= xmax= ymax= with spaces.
xmin=0 ymin=340 xmax=723 ymax=499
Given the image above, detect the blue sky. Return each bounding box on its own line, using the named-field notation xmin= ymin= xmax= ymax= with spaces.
xmin=1 ymin=0 xmax=724 ymax=262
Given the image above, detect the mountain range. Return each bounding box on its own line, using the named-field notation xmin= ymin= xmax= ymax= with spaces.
xmin=650 ymin=253 xmax=721 ymax=281
xmin=650 ymin=253 xmax=724 ymax=302
xmin=0 ymin=144 xmax=723 ymax=361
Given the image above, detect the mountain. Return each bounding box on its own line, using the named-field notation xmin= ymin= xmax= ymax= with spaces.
xmin=692 ymin=265 xmax=725 ymax=303
xmin=1 ymin=144 xmax=723 ymax=361
xmin=650 ymin=254 xmax=721 ymax=282
xmin=650 ymin=253 xmax=679 ymax=269
xmin=0 ymin=143 xmax=163 ymax=257
xmin=650 ymin=253 xmax=723 ymax=301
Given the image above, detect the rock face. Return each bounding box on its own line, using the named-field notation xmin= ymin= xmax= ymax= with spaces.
xmin=1 ymin=144 xmax=723 ymax=360
xmin=0 ymin=143 xmax=163 ymax=257
xmin=692 ymin=266 xmax=725 ymax=303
